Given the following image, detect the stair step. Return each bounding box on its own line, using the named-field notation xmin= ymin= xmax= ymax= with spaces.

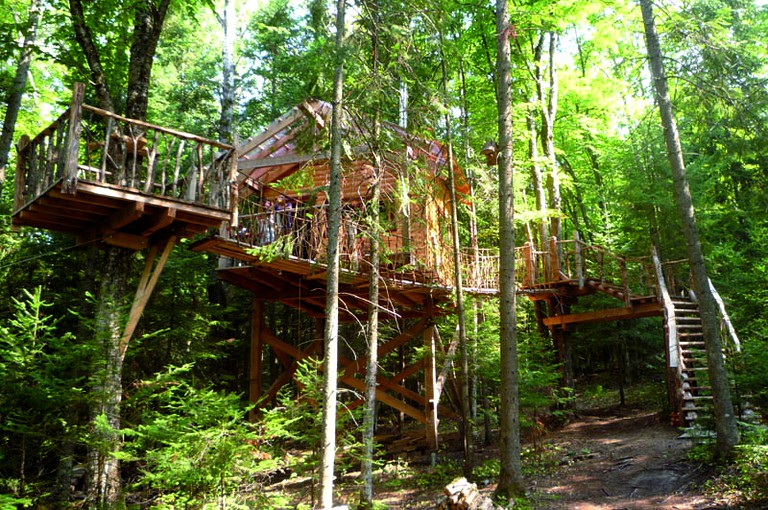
xmin=679 ymin=341 xmax=705 ymax=346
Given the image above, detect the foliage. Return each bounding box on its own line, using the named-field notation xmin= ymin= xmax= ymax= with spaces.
xmin=120 ymin=364 xmax=274 ymax=509
xmin=260 ymin=358 xmax=366 ymax=495
xmin=690 ymin=422 xmax=768 ymax=503
xmin=0 ymin=287 xmax=83 ymax=504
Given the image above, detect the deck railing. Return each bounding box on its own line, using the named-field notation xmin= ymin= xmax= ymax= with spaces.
xmin=228 ymin=201 xmax=455 ymax=285
xmin=514 ymin=236 xmax=658 ymax=301
xmin=13 ymin=83 xmax=236 ymax=216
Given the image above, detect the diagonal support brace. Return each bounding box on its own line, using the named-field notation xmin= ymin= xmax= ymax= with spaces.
xmin=119 ymin=236 xmax=177 ymax=359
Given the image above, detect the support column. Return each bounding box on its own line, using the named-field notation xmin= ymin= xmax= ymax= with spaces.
xmin=249 ymin=299 xmax=264 ymax=422
xmin=424 ymin=308 xmax=438 ymax=451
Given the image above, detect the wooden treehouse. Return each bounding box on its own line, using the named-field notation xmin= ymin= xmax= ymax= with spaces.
xmin=11 ymin=84 xmax=740 ymax=453
xmin=189 ymin=99 xmax=488 ymax=450
xmin=10 ymin=88 xmax=490 ymax=451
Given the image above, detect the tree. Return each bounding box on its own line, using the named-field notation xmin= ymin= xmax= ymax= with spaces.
xmin=639 ymin=0 xmax=739 ymax=458
xmin=359 ymin=0 xmax=381 ymax=505
xmin=217 ymin=0 xmax=236 ymax=144
xmin=494 ymin=0 xmax=525 ymax=499
xmin=318 ymin=0 xmax=346 ymax=506
xmin=439 ymin=24 xmax=474 ymax=475
xmin=0 ymin=0 xmax=41 ymax=200
xmin=65 ymin=0 xmax=178 ymax=504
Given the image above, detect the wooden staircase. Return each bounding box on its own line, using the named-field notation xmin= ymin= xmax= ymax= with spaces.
xmin=671 ymin=296 xmax=714 ymax=424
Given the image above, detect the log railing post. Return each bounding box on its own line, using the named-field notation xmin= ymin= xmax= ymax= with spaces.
xmin=574 ymin=231 xmax=584 ymax=288
xmin=11 ymin=135 xmax=30 ymax=223
xmin=61 ymin=82 xmax=85 ymax=194
xmin=548 ymin=236 xmax=560 ymax=282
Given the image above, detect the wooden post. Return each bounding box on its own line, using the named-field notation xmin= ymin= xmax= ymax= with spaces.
xmin=228 ymin=148 xmax=239 ymax=229
xmin=62 ymin=82 xmax=85 ymax=194
xmin=523 ymin=242 xmax=536 ymax=287
xmin=11 ymin=135 xmax=30 ymax=231
xmin=249 ymin=299 xmax=264 ymax=422
xmin=574 ymin=231 xmax=584 ymax=288
xmin=118 ymin=236 xmax=177 ymax=360
xmin=548 ymin=236 xmax=560 ymax=282
xmin=620 ymin=257 xmax=630 ymax=306
xmin=424 ymin=308 xmax=439 ymax=451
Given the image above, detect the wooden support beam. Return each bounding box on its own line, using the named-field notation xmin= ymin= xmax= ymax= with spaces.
xmin=543 ymin=301 xmax=662 ymax=329
xmin=339 ymin=374 xmax=427 ymax=424
xmin=118 ymin=236 xmax=176 ymax=359
xmin=249 ymin=299 xmax=264 ymax=421
xmin=142 ymin=207 xmax=176 ymax=235
xmin=424 ymin=309 xmax=439 ymax=451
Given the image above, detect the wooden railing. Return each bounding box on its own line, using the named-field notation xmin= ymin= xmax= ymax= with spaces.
xmin=514 ymin=236 xmax=658 ymax=300
xmin=13 ymin=84 xmax=237 ymax=215
xmin=228 ymin=201 xmax=454 ymax=285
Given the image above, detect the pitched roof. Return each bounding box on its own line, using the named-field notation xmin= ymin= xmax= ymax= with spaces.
xmin=235 ymin=99 xmax=470 ymax=195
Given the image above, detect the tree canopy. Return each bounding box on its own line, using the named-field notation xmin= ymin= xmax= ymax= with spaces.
xmin=1 ymin=0 xmax=767 ymax=507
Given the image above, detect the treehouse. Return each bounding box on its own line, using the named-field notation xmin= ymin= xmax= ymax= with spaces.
xmin=10 ymin=84 xmax=741 ymax=452
xmin=190 ymin=99 xmax=490 ymax=449
xmin=191 ymin=98 xmax=481 ymax=318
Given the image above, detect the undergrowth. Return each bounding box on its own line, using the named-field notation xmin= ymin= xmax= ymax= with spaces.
xmin=689 ymin=421 xmax=768 ymax=504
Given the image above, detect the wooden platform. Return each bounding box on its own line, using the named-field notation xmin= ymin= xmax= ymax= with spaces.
xmin=190 ymin=235 xmax=454 ymax=321
xmin=12 ymin=179 xmax=230 ymax=250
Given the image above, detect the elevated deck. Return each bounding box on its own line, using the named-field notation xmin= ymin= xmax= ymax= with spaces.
xmin=11 ymin=84 xmax=236 ymax=249
xmin=513 ymin=236 xmax=664 ymax=327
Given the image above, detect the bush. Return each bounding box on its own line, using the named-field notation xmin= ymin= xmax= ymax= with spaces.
xmin=120 ymin=365 xmax=277 ymax=509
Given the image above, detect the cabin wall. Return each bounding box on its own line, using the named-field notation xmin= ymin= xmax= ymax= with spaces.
xmin=249 ymin=157 xmax=454 ymax=285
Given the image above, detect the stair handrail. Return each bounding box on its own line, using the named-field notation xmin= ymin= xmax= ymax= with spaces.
xmin=652 ymin=247 xmax=679 ymax=369
xmin=708 ymin=278 xmax=741 ymax=353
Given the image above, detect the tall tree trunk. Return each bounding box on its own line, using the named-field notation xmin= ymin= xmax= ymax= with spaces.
xmin=360 ymin=0 xmax=381 ymax=505
xmin=125 ymin=0 xmax=171 ymax=120
xmin=537 ymin=32 xmax=561 ymax=241
xmin=527 ymin=107 xmax=548 ymax=247
xmin=0 ymin=0 xmax=41 ymax=200
xmin=639 ymin=0 xmax=739 ymax=458
xmin=319 ymin=0 xmax=345 ymax=506
xmin=86 ymin=247 xmax=132 ymax=506
xmin=218 ymin=0 xmax=236 ymax=144
xmin=458 ymin=57 xmax=480 ymax=425
xmin=439 ymin=29 xmax=473 ymax=476
xmin=69 ymin=1 xmax=174 ymax=505
xmin=494 ymin=0 xmax=525 ymax=498
xmin=69 ymin=0 xmax=114 ymax=112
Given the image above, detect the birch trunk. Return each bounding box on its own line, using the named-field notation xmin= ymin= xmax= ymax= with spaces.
xmin=219 ymin=0 xmax=236 ymax=144
xmin=319 ymin=0 xmax=345 ymax=506
xmin=538 ymin=32 xmax=561 ymax=241
xmin=494 ymin=0 xmax=525 ymax=498
xmin=0 ymin=0 xmax=41 ymax=200
xmin=360 ymin=1 xmax=381 ymax=505
xmin=439 ymin=30 xmax=473 ymax=475
xmin=639 ymin=0 xmax=739 ymax=458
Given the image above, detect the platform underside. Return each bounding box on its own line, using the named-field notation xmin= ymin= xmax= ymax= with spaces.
xmin=12 ymin=179 xmax=230 ymax=250
xmin=520 ymin=279 xmax=663 ymax=328
xmin=190 ymin=235 xmax=454 ymax=321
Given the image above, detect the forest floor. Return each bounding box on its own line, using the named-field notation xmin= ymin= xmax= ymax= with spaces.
xmin=272 ymin=403 xmax=763 ymax=509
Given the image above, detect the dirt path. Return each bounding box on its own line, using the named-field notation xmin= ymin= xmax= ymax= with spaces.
xmin=524 ymin=407 xmax=727 ymax=509
xmin=277 ymin=407 xmax=755 ymax=509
